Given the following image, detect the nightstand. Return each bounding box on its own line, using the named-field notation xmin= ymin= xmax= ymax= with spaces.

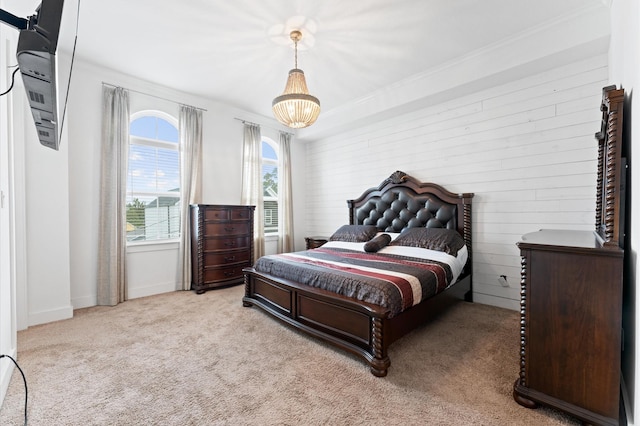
xmin=305 ymin=236 xmax=328 ymax=250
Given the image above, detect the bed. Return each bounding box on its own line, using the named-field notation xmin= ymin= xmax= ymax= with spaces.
xmin=242 ymin=171 xmax=474 ymax=376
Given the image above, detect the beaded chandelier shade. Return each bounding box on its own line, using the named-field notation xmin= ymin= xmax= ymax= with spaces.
xmin=272 ymin=30 xmax=320 ymax=128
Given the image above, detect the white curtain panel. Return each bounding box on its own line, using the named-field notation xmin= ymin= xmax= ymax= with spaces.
xmin=97 ymin=86 xmax=129 ymax=306
xmin=178 ymin=105 xmax=203 ymax=291
xmin=241 ymin=123 xmax=265 ymax=260
xmin=277 ymin=132 xmax=294 ymax=253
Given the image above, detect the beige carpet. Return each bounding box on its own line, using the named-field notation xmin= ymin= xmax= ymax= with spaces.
xmin=1 ymin=285 xmax=579 ymax=425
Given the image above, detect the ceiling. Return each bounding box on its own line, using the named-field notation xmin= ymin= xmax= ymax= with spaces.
xmin=6 ymin=0 xmax=611 ymax=139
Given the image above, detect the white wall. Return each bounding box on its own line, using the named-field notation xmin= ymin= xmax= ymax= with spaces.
xmin=302 ymin=54 xmax=608 ymax=310
xmin=23 ymin=98 xmax=72 ymax=326
xmin=0 ymin=0 xmax=73 ymax=330
xmin=1 ymin=0 xmax=72 ymax=403
xmin=609 ymin=0 xmax=639 ymax=423
xmin=67 ymin=59 xmax=296 ymax=309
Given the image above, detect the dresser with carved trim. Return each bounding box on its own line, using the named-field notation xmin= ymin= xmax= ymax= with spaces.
xmin=513 ymin=86 xmax=626 ymax=426
xmin=513 ymin=230 xmax=623 ymax=425
xmin=190 ymin=204 xmax=255 ymax=294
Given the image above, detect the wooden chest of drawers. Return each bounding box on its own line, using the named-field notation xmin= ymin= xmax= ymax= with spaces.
xmin=190 ymin=204 xmax=255 ymax=294
xmin=513 ymin=230 xmax=623 ymax=425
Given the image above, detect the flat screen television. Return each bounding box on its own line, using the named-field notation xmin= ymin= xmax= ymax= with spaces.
xmin=1 ymin=0 xmax=65 ymax=150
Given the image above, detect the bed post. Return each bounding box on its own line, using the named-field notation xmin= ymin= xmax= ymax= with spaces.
xmin=242 ymin=273 xmax=253 ymax=307
xmin=370 ymin=317 xmax=391 ymax=377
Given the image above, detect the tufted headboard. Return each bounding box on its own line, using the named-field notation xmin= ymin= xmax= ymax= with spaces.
xmin=347 ymin=171 xmax=474 ymax=270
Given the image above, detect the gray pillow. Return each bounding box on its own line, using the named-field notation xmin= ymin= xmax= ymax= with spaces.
xmin=389 ymin=227 xmax=465 ymax=256
xmin=329 ymin=225 xmax=378 ymax=243
xmin=364 ymin=233 xmax=392 ymax=253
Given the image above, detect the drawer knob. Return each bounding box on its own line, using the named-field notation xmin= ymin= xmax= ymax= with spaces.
xmin=224 ymin=256 xmax=236 ymax=262
xmin=225 ymin=226 xmax=235 ymax=232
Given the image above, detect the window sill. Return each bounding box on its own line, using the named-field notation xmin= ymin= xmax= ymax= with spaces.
xmin=127 ymin=239 xmax=180 ymax=253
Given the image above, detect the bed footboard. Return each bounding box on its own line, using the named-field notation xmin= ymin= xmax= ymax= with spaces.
xmin=242 ymin=267 xmax=392 ymax=376
xmin=243 ymin=267 xmax=472 ymax=377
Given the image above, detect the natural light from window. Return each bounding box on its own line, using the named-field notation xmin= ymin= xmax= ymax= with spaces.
xmin=262 ymin=138 xmax=278 ymax=234
xmin=126 ymin=113 xmax=180 ymax=243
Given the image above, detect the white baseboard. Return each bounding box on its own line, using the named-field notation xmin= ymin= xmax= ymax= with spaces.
xmin=71 ymin=282 xmax=179 ymax=311
xmin=71 ymin=294 xmax=97 ymax=310
xmin=472 ymin=293 xmax=519 ymax=311
xmin=127 ymin=281 xmax=178 ymax=300
xmin=28 ymin=304 xmax=73 ymax=327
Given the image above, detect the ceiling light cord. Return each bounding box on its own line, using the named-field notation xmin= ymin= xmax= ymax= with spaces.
xmin=289 ymin=29 xmax=302 ymax=69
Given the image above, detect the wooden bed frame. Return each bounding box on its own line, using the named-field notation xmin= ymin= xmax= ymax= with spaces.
xmin=242 ymin=171 xmax=474 ymax=376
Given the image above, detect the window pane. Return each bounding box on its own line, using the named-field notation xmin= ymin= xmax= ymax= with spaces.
xmin=130 ymin=116 xmax=157 ymax=138
xmin=157 ymin=119 xmax=179 ymax=143
xmin=131 ymin=116 xmax=179 ymax=143
xmin=262 ymin=141 xmax=277 ymax=160
xmin=262 ymin=139 xmax=279 ymax=234
xmin=128 ymin=146 xmax=180 ymax=193
xmin=126 ymin=195 xmax=180 ymax=242
xmin=264 ymin=199 xmax=278 ymax=234
xmin=125 ymin=196 xmax=147 ymax=241
xmin=128 ymin=114 xmax=180 ymax=243
xmin=143 ymin=196 xmax=181 ymax=241
xmin=262 ymin=164 xmax=277 ymax=197
xmin=156 ymin=149 xmax=180 ymax=192
xmin=128 ymin=145 xmax=153 ymax=194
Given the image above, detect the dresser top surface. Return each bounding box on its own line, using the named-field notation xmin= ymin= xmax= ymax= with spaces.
xmin=190 ymin=204 xmax=255 ymax=209
xmin=518 ymin=229 xmax=623 ymax=254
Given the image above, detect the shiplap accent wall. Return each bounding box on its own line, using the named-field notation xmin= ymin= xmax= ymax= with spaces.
xmin=303 ymin=54 xmax=608 ymax=310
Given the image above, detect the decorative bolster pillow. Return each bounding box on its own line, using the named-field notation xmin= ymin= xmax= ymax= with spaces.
xmin=364 ymin=233 xmax=392 ymax=253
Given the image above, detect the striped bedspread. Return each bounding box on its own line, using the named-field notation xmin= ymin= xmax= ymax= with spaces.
xmin=252 ymin=247 xmax=455 ymax=318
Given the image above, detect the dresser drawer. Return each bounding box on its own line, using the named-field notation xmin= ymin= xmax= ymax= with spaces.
xmin=202 ymin=251 xmax=251 ymax=266
xmin=203 ymin=222 xmax=250 ymax=237
xmin=203 ymin=207 xmax=230 ymax=221
xmin=230 ymin=208 xmax=252 ymax=221
xmin=202 ymin=207 xmax=253 ymax=222
xmin=203 ymin=236 xmax=250 ymax=251
xmin=202 ymin=264 xmax=249 ymax=283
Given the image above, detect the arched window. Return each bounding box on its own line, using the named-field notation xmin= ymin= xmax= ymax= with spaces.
xmin=262 ymin=138 xmax=278 ymax=234
xmin=126 ymin=111 xmax=180 ymax=242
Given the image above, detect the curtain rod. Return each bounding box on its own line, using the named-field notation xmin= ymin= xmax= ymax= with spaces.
xmin=101 ymin=82 xmax=207 ymax=112
xmin=234 ymin=117 xmax=294 ymax=136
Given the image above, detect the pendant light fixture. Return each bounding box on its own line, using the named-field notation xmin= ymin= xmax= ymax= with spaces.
xmin=272 ymin=30 xmax=321 ymax=128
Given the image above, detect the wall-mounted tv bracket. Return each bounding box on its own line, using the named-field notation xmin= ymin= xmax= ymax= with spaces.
xmin=0 ymin=9 xmax=33 ymax=31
